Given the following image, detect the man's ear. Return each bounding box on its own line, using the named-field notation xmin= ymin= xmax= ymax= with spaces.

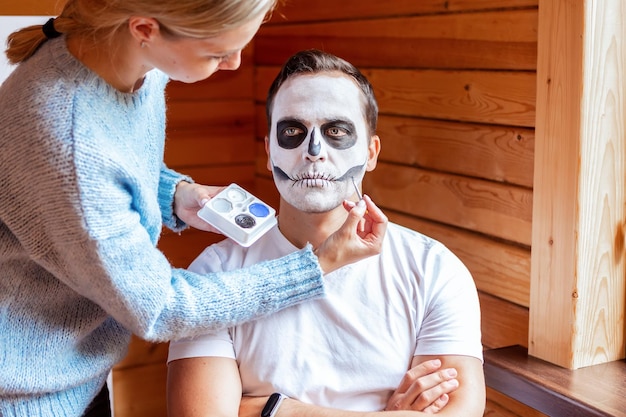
xmin=264 ymin=136 xmax=272 ymax=172
xmin=127 ymin=16 xmax=161 ymax=45
xmin=366 ymin=135 xmax=381 ymax=171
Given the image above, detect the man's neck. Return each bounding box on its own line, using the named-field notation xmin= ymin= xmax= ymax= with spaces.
xmin=276 ymin=200 xmax=349 ymax=249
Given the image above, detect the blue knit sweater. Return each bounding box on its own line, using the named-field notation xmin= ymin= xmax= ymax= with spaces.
xmin=0 ymin=37 xmax=324 ymax=416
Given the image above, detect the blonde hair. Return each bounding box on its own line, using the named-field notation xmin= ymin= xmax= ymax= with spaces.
xmin=5 ymin=0 xmax=277 ymax=64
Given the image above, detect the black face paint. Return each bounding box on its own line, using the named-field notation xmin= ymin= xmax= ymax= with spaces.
xmin=321 ymin=120 xmax=358 ymax=150
xmin=336 ymin=164 xmax=366 ymax=182
xmin=276 ymin=118 xmax=359 ymax=151
xmin=277 ymin=120 xmax=308 ymax=149
xmin=271 ymin=162 xmax=366 ymax=184
xmin=308 ymin=129 xmax=321 ymax=156
xmin=272 ymin=165 xmax=290 ymax=181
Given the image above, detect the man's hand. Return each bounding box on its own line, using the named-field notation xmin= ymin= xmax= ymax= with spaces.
xmin=385 ymin=359 xmax=459 ymax=413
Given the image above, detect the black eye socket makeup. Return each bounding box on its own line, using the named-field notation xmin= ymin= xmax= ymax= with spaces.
xmin=277 ymin=120 xmax=308 ymax=149
xmin=321 ymin=120 xmax=357 ymax=150
xmin=276 ymin=119 xmax=358 ymax=151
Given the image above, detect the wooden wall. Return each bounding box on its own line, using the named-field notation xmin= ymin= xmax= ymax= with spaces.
xmin=114 ymin=1 xmax=539 ymax=416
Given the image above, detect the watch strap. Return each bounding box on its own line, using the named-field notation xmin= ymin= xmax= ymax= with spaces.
xmin=260 ymin=392 xmax=287 ymax=417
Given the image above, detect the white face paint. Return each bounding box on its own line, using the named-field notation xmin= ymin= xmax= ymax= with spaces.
xmin=268 ymin=73 xmax=370 ymax=212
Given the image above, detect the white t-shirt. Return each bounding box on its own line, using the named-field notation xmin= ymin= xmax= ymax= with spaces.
xmin=169 ymin=223 xmax=482 ymax=411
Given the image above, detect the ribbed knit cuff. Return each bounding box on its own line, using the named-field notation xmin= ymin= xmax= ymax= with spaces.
xmin=261 ymin=244 xmax=326 ymax=309
xmin=159 ymin=165 xmax=193 ymax=232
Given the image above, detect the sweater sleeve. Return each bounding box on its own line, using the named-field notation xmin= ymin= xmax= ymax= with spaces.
xmin=158 ymin=163 xmax=192 ymax=232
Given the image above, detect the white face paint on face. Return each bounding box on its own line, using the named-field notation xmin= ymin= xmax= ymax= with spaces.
xmin=268 ymin=73 xmax=371 ymax=212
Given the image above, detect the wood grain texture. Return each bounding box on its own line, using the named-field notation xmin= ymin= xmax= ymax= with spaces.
xmin=166 ymin=67 xmax=253 ymax=101
xmin=256 ymin=35 xmax=537 ymax=71
xmin=269 ymin=0 xmax=538 ymax=23
xmin=256 ymin=66 xmax=536 ymax=127
xmin=484 ymin=346 xmax=626 ymax=417
xmin=365 ymin=162 xmax=533 ymax=246
xmin=257 ymin=9 xmax=537 ymax=70
xmin=164 ymin=130 xmax=255 ymax=168
xmin=485 ymin=386 xmax=549 ymax=417
xmin=480 ymin=293 xmax=529 ymax=349
xmin=530 ymin=0 xmax=626 ymax=368
xmin=166 ymin=100 xmax=255 ymax=131
xmin=376 ymin=116 xmax=535 ymax=187
xmin=575 ymin=0 xmax=626 ymax=366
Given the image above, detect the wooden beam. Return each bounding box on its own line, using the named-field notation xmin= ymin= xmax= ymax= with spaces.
xmin=530 ymin=0 xmax=626 ymax=368
xmin=0 ymin=1 xmax=60 ymax=15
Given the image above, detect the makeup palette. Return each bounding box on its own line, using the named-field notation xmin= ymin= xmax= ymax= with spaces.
xmin=197 ymin=183 xmax=277 ymax=247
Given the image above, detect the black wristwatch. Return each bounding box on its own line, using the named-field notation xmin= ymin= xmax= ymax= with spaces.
xmin=260 ymin=392 xmax=287 ymax=417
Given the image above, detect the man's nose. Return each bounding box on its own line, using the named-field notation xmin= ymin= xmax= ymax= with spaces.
xmin=306 ymin=129 xmax=324 ymax=161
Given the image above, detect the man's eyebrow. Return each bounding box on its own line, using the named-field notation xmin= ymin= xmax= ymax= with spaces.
xmin=276 ymin=117 xmax=306 ymax=124
xmin=323 ymin=118 xmax=356 ymax=127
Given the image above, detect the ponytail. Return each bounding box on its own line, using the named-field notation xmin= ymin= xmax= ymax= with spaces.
xmin=5 ymin=24 xmax=49 ymax=65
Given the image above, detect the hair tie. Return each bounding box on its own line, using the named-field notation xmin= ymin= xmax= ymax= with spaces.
xmin=42 ymin=18 xmax=62 ymax=39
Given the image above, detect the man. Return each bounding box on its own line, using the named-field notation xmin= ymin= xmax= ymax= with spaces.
xmin=167 ymin=49 xmax=485 ymax=417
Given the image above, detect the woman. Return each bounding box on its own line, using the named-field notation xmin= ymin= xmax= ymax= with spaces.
xmin=0 ymin=1 xmax=388 ymax=415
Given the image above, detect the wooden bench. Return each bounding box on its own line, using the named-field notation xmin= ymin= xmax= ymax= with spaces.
xmin=483 ymin=345 xmax=626 ymax=417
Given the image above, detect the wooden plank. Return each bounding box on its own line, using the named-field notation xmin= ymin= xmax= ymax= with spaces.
xmin=114 ymin=337 xmax=168 ymax=370
xmin=484 ymin=346 xmax=626 ymax=417
xmin=265 ymin=10 xmax=537 ymax=42
xmin=365 ymin=162 xmax=533 ymax=246
xmin=175 ymin=165 xmax=256 ymax=189
xmin=164 ymin=130 xmax=255 ymax=168
xmin=530 ymin=0 xmax=626 ymax=369
xmin=166 ymin=67 xmax=253 ymax=101
xmin=159 ymin=228 xmax=225 ymax=269
xmin=255 ymin=67 xmax=536 ymax=127
xmin=258 ymin=10 xmax=537 ymax=70
xmin=387 ymin=212 xmax=530 ymax=308
xmin=112 ymin=361 xmax=167 ymax=417
xmin=486 ymin=386 xmax=549 ymax=417
xmin=365 ymin=69 xmax=536 ymax=127
xmin=256 ymin=35 xmax=537 ymax=71
xmin=480 ymin=293 xmax=529 ymax=349
xmin=166 ymin=100 xmax=254 ymax=131
xmin=269 ymin=0 xmax=538 ymax=23
xmin=254 ymin=176 xmax=280 ymax=210
xmin=377 ymin=116 xmax=535 ymax=188
xmin=0 ymin=1 xmax=60 ymax=15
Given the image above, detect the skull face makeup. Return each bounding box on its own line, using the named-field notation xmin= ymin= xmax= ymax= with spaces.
xmin=267 ymin=73 xmax=373 ymax=213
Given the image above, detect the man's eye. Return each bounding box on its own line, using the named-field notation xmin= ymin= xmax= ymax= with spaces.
xmin=283 ymin=127 xmax=304 ymax=137
xmin=326 ymin=127 xmax=347 ymax=138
